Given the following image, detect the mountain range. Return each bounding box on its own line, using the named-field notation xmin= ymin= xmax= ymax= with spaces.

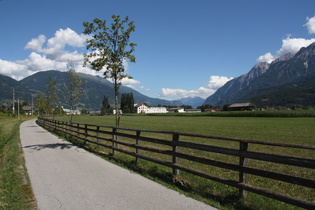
xmin=0 ymin=70 xmax=183 ymax=110
xmin=204 ymin=42 xmax=315 ymax=107
xmin=2 ymin=42 xmax=315 ymax=110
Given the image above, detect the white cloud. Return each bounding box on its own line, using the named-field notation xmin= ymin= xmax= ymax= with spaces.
xmin=121 ymin=77 xmax=141 ymax=89
xmin=277 ymin=37 xmax=315 ymax=56
xmin=58 ymin=51 xmax=84 ymax=62
xmin=17 ymin=52 xmax=67 ymax=71
xmin=24 ymin=28 xmax=90 ymax=61
xmin=0 ymin=28 xmax=92 ymax=80
xmin=0 ymin=59 xmax=29 ymax=80
xmin=74 ymin=64 xmax=103 ymax=77
xmin=24 ymin=35 xmax=46 ymax=52
xmin=257 ymin=16 xmax=315 ymax=63
xmin=257 ymin=37 xmax=315 ymax=64
xmin=161 ymin=87 xmax=215 ymax=99
xmin=160 ymin=76 xmax=233 ymax=99
xmin=257 ymin=52 xmax=276 ymax=64
xmin=207 ymin=76 xmax=233 ymax=89
xmin=305 ymin=16 xmax=315 ymax=34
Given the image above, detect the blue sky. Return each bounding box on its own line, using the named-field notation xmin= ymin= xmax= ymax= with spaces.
xmin=1 ymin=0 xmax=315 ymax=100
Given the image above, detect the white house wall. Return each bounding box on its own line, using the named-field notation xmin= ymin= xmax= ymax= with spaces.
xmin=136 ymin=105 xmax=168 ymax=114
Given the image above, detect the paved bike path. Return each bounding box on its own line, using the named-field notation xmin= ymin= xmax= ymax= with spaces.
xmin=20 ymin=119 xmax=216 ymax=210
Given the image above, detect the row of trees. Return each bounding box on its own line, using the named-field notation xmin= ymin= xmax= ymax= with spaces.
xmin=100 ymin=92 xmax=135 ymax=115
xmin=121 ymin=93 xmax=135 ymax=113
xmin=36 ymin=61 xmax=82 ymax=122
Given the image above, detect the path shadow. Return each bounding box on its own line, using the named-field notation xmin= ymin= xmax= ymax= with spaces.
xmin=23 ymin=143 xmax=74 ymax=151
xmin=35 ymin=131 xmax=49 ymax=133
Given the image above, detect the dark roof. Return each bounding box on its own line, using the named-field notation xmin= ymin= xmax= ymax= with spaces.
xmin=22 ymin=105 xmax=32 ymax=111
xmin=135 ymin=102 xmax=149 ymax=107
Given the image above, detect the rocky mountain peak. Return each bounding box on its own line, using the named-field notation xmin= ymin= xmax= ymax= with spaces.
xmin=271 ymin=52 xmax=295 ymax=64
xmin=294 ymin=41 xmax=315 ymax=61
xmin=203 ymin=41 xmax=315 ymax=106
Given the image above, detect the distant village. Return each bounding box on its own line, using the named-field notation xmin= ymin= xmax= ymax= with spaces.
xmin=12 ymin=102 xmax=256 ymax=116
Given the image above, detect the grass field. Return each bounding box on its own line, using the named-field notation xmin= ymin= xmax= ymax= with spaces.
xmin=0 ymin=116 xmax=36 ymax=209
xmin=58 ymin=114 xmax=315 ymax=145
xmin=55 ymin=114 xmax=315 ymax=210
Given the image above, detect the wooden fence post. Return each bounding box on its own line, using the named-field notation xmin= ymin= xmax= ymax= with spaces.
xmin=77 ymin=124 xmax=80 ymax=137
xmin=172 ymin=133 xmax=180 ymax=176
xmin=96 ymin=126 xmax=100 ymax=143
xmin=70 ymin=122 xmax=73 ymax=135
xmin=63 ymin=121 xmax=66 ymax=134
xmin=66 ymin=122 xmax=69 ymax=135
xmin=112 ymin=128 xmax=117 ymax=155
xmin=136 ymin=131 xmax=141 ymax=165
xmin=84 ymin=125 xmax=88 ymax=144
xmin=239 ymin=141 xmax=248 ymax=198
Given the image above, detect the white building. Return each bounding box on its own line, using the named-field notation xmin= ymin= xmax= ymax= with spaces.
xmin=62 ymin=106 xmax=81 ymax=115
xmin=135 ymin=103 xmax=168 ymax=114
xmin=167 ymin=107 xmax=185 ymax=113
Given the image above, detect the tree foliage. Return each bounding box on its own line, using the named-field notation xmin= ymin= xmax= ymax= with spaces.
xmin=121 ymin=92 xmax=135 ymax=113
xmin=83 ymin=15 xmax=136 ymax=126
xmin=36 ymin=94 xmax=50 ymax=116
xmin=64 ymin=60 xmax=83 ymax=122
xmin=45 ymin=77 xmax=59 ymax=107
xmin=100 ymin=96 xmax=111 ymax=115
xmin=45 ymin=77 xmax=59 ymax=118
xmin=197 ymin=104 xmax=219 ymax=111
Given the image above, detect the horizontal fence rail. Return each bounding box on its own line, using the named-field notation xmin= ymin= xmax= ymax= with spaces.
xmin=37 ymin=117 xmax=315 ymax=209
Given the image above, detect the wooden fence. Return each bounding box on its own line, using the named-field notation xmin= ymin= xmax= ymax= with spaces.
xmin=37 ymin=117 xmax=315 ymax=209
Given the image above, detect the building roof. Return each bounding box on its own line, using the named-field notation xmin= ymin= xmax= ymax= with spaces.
xmin=22 ymin=105 xmax=32 ymax=111
xmin=135 ymin=102 xmax=149 ymax=107
xmin=167 ymin=107 xmax=184 ymax=111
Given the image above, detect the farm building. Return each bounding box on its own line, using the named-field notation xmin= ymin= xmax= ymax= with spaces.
xmin=22 ymin=105 xmax=33 ymax=115
xmin=135 ymin=103 xmax=168 ymax=114
xmin=228 ymin=103 xmax=255 ymax=111
xmin=167 ymin=107 xmax=185 ymax=113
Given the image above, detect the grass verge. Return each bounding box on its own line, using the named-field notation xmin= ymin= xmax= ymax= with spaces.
xmin=0 ymin=117 xmax=37 ymax=209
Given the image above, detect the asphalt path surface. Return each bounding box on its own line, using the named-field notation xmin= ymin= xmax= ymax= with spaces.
xmin=20 ymin=119 xmax=216 ymax=210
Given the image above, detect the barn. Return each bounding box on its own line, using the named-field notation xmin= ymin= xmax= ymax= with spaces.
xmin=228 ymin=103 xmax=255 ymax=111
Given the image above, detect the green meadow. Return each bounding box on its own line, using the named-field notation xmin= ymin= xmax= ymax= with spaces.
xmin=0 ymin=117 xmax=36 ymax=209
xmin=55 ymin=114 xmax=315 ymax=210
xmin=58 ymin=114 xmax=315 ymax=145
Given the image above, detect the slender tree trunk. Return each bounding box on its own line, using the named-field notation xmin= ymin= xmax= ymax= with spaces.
xmin=114 ymin=77 xmax=119 ymax=154
xmin=114 ymin=78 xmax=119 ymax=127
xmin=70 ymin=105 xmax=73 ymax=122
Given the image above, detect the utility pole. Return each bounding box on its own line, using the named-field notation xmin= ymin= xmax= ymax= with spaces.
xmin=12 ymin=88 xmax=15 ymax=114
xmin=18 ymin=98 xmax=20 ymax=120
xmin=31 ymin=95 xmax=34 ymax=115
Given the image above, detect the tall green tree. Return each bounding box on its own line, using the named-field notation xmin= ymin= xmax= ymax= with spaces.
xmin=83 ymin=15 xmax=137 ymax=127
xmin=100 ymin=96 xmax=110 ymax=115
xmin=64 ymin=60 xmax=83 ymax=122
xmin=45 ymin=77 xmax=59 ymax=118
xmin=121 ymin=92 xmax=134 ymax=113
xmin=36 ymin=94 xmax=50 ymax=116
